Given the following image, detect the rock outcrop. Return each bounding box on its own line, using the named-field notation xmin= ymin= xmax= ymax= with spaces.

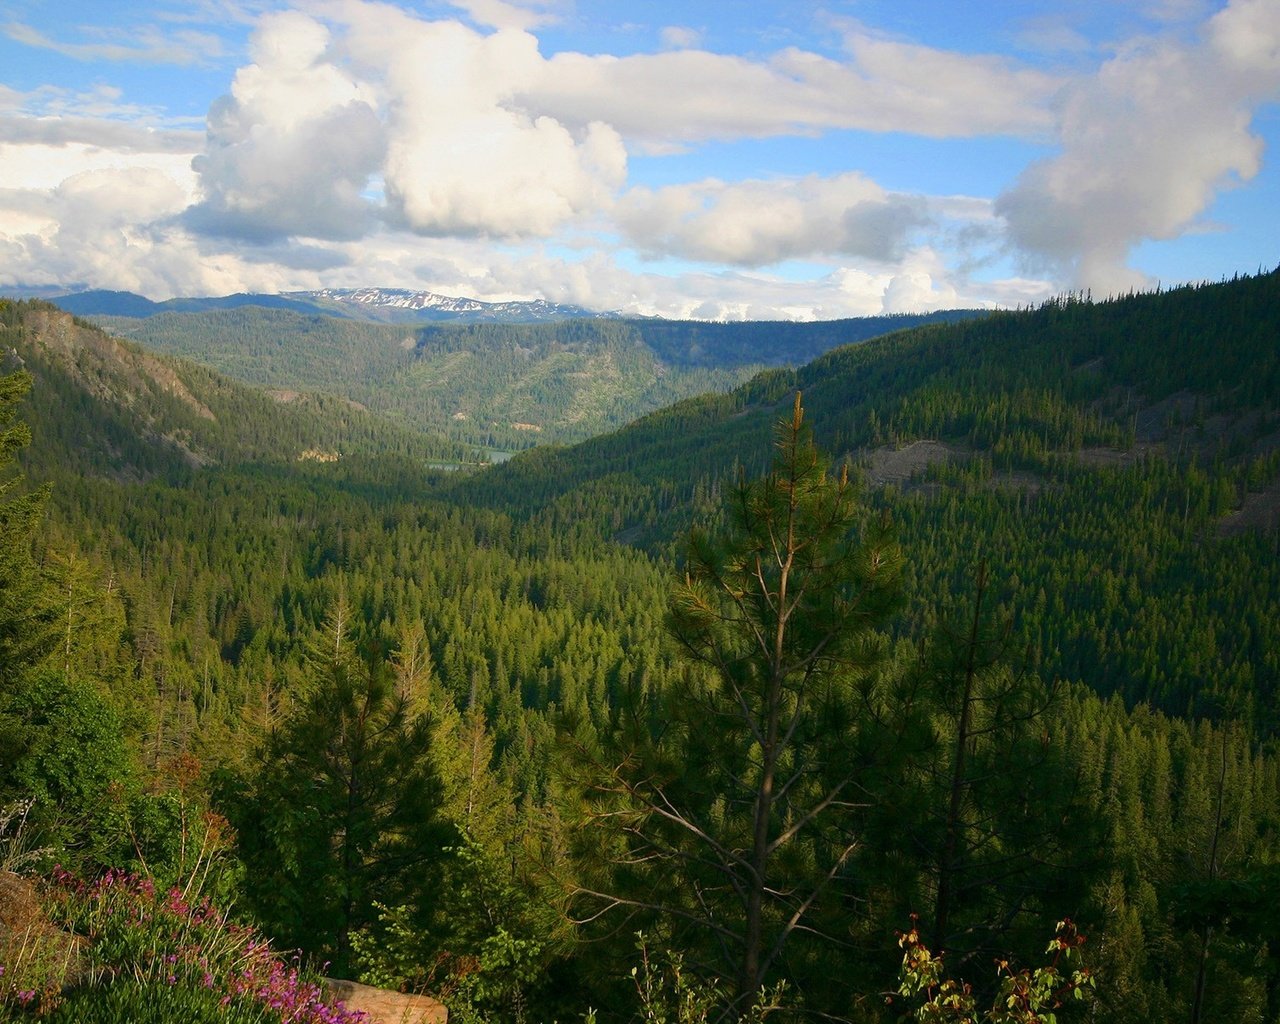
xmin=323 ymin=978 xmax=448 ymax=1023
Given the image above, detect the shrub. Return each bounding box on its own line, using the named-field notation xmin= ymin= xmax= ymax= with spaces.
xmin=2 ymin=867 xmax=367 ymax=1023
xmin=893 ymin=917 xmax=1095 ymax=1023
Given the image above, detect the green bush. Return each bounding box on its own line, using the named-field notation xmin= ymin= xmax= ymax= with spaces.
xmin=45 ymin=977 xmax=273 ymax=1024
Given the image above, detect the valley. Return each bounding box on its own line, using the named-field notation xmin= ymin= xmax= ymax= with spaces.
xmin=80 ymin=294 xmax=980 ymax=450
xmin=1 ymin=272 xmax=1279 ymax=1023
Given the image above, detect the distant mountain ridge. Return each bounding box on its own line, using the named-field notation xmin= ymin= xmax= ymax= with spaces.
xmin=44 ymin=287 xmax=619 ymax=325
xmin=83 ymin=302 xmax=986 ymax=451
xmin=294 ymin=287 xmax=617 ymax=323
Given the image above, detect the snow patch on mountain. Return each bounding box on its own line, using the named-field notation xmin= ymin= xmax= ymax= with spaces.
xmin=294 ymin=288 xmax=614 ymax=323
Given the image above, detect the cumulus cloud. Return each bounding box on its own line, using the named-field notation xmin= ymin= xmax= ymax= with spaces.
xmin=51 ymin=167 xmax=188 ymax=227
xmin=338 ymin=5 xmax=625 ymax=238
xmin=617 ymin=173 xmax=930 ymax=266
xmin=0 ymin=167 xmax=205 ymax=295
xmin=189 ymin=11 xmax=384 ymax=240
xmin=997 ymin=0 xmax=1280 ymax=294
xmin=188 ymin=4 xmax=626 ymax=241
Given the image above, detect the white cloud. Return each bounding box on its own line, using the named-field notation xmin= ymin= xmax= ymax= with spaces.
xmin=185 ymin=3 xmax=627 ymax=241
xmin=447 ymin=0 xmax=562 ymax=32
xmin=528 ymin=26 xmax=1059 ymax=149
xmin=6 ymin=79 xmax=202 ymax=130
xmin=0 ymin=167 xmax=206 ymax=295
xmin=660 ymin=26 xmax=703 ymax=50
xmin=0 ymin=115 xmax=202 ymax=153
xmin=153 ymin=0 xmax=278 ymax=29
xmin=336 ymin=3 xmax=626 ymax=238
xmin=617 ymin=173 xmax=930 ymax=266
xmin=997 ymin=0 xmax=1280 ymax=294
xmin=188 ymin=10 xmax=384 ymax=240
xmin=0 ymin=140 xmax=197 ymax=193
xmin=832 ymin=24 xmax=1062 ymax=137
xmin=51 ymin=167 xmax=189 ymax=226
xmin=3 ymin=21 xmax=225 ymax=66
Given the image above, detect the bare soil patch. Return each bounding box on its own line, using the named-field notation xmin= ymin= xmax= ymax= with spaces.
xmin=1073 ymin=443 xmax=1163 ymax=468
xmin=1218 ymin=477 xmax=1280 ymax=537
xmin=864 ymin=440 xmax=963 ymax=487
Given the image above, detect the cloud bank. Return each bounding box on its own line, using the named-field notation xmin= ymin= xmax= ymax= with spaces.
xmin=617 ymin=174 xmax=930 ymax=266
xmin=0 ymin=0 xmax=1276 ymax=317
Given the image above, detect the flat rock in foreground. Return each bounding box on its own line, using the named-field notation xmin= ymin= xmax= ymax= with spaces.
xmin=323 ymin=977 xmax=448 ymax=1023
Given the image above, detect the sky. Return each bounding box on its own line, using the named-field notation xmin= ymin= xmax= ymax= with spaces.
xmin=0 ymin=0 xmax=1277 ymax=320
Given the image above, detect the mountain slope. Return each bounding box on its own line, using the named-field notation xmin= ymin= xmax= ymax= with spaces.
xmin=452 ymin=271 xmax=1280 ymax=732
xmin=87 ymin=306 xmax=982 ymax=450
xmin=0 ymin=299 xmax=470 ymax=482
xmin=461 ymin=272 xmax=1280 ymax=518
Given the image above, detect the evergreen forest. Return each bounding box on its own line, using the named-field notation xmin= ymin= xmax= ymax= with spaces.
xmin=1 ymin=271 xmax=1279 ymax=1023
xmin=88 ymin=306 xmax=978 ymax=452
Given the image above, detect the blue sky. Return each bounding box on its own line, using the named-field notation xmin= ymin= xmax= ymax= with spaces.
xmin=0 ymin=0 xmax=1276 ymax=318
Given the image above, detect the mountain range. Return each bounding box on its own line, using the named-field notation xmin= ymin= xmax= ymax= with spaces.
xmin=76 ymin=295 xmax=983 ymax=451
xmin=43 ymin=286 xmax=617 ymax=324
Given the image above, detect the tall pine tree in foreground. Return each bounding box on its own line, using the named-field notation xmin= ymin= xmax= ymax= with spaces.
xmin=572 ymin=395 xmax=903 ymax=1019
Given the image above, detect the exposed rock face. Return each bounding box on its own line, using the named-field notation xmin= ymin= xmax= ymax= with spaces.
xmin=25 ymin=308 xmax=216 ymax=422
xmin=323 ymin=978 xmax=448 ymax=1023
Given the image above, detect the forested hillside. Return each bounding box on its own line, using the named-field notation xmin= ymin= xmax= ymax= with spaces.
xmin=456 ymin=271 xmax=1280 ymax=732
xmin=89 ymin=306 xmax=978 ymax=451
xmin=2 ymin=276 xmax=1279 ymax=1023
xmin=1 ymin=300 xmax=472 ymax=481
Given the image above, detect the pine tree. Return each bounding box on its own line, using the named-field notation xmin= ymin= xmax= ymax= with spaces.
xmin=572 ymin=395 xmax=903 ymax=1018
xmin=0 ymin=370 xmax=54 ymax=676
xmin=226 ymin=650 xmax=450 ymax=974
xmin=908 ymin=561 xmax=1100 ymax=972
